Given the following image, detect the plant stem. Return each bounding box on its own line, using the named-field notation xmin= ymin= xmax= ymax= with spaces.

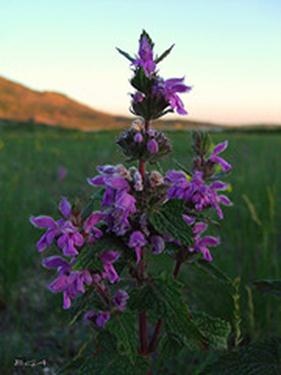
xmin=138 ymin=118 xmax=150 ymax=355
xmin=148 ymin=259 xmax=182 ymax=353
xmin=173 ymin=258 xmax=182 ymax=279
xmin=148 ymin=318 xmax=163 ymax=353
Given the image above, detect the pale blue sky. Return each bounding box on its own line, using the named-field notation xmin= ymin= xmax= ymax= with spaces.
xmin=1 ymin=0 xmax=281 ymax=124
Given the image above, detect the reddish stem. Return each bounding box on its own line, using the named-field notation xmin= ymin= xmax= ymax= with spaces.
xmin=139 ymin=160 xmax=145 ymax=180
xmin=148 ymin=318 xmax=163 ymax=353
xmin=173 ymin=258 xmax=182 ymax=279
xmin=139 ymin=310 xmax=148 ymax=355
xmin=138 ymin=120 xmax=150 ymax=356
xmin=148 ymin=261 xmax=182 ymax=353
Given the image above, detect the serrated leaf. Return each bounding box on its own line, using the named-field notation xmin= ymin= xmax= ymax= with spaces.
xmin=193 ymin=312 xmax=231 ymax=350
xmin=254 ymin=280 xmax=281 ymax=297
xmin=155 ymin=44 xmax=175 ymax=64
xmin=106 ymin=312 xmax=137 ymax=362
xmin=81 ymin=190 xmax=104 ymax=220
xmin=157 ymin=333 xmax=184 ymax=367
xmin=116 ymin=47 xmax=135 ymax=63
xmin=191 ymin=260 xmax=233 ymax=289
xmin=74 ymin=234 xmax=129 ymax=270
xmin=204 ymin=337 xmax=281 ymax=375
xmin=131 ymin=67 xmax=153 ymax=93
xmin=149 ymin=199 xmax=192 ymax=247
xmin=152 ymin=277 xmax=208 ymax=349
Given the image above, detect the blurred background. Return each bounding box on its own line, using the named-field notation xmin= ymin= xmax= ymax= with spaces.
xmin=0 ymin=0 xmax=281 ymax=373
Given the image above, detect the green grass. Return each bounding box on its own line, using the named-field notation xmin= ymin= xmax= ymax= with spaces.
xmin=0 ymin=124 xmax=281 ymax=372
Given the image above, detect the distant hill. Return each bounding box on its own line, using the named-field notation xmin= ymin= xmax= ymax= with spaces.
xmin=0 ymin=76 xmax=132 ymax=130
xmin=0 ymin=76 xmax=279 ymax=131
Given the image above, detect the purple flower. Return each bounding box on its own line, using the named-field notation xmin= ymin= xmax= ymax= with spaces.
xmin=189 ymin=222 xmax=220 ymax=262
xmin=150 ymin=235 xmax=165 ymax=254
xmin=84 ymin=310 xmax=111 ymax=328
xmin=113 ymin=289 xmax=129 ymax=311
xmin=132 ymin=92 xmax=145 ymax=103
xmin=133 ymin=35 xmax=156 ymax=76
xmin=154 ymin=77 xmax=191 ymax=115
xmin=57 ymin=166 xmax=68 ymax=182
xmin=182 ymin=214 xmax=196 ymax=225
xmin=128 ymin=231 xmax=147 ymax=263
xmin=132 ymin=169 xmax=143 ymax=191
xmin=42 ymin=256 xmax=71 ymax=272
xmin=48 ymin=269 xmax=92 ymax=309
xmin=88 ymin=165 xmax=137 ymax=236
xmin=83 ymin=211 xmax=104 ymax=243
xmin=147 ymin=139 xmax=159 ymax=154
xmin=59 ymin=197 xmax=72 ymax=218
xmin=166 ymin=170 xmax=232 ymax=220
xmin=209 ymin=141 xmax=232 ymax=172
xmin=96 ymin=311 xmax=111 ymax=328
xmin=134 ymin=132 xmax=143 ymax=143
xmin=30 ymin=197 xmax=84 ymax=255
xmin=30 ymin=215 xmax=60 ymax=252
xmin=57 ymin=221 xmax=84 ymax=257
xmin=100 ymin=251 xmax=120 ymax=283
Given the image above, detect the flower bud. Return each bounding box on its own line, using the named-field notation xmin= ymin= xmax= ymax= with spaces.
xmin=147 ymin=139 xmax=159 ymax=154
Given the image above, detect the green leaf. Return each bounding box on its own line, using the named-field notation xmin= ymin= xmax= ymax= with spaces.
xmin=191 ymin=260 xmax=233 ymax=289
xmin=193 ymin=312 xmax=231 ymax=350
xmin=73 ymin=234 xmax=130 ymax=271
xmin=106 ymin=312 xmax=137 ymax=362
xmin=155 ymin=44 xmax=175 ymax=64
xmin=131 ymin=67 xmax=153 ymax=93
xmin=149 ymin=199 xmax=192 ymax=247
xmin=116 ymin=47 xmax=135 ymax=63
xmin=81 ymin=190 xmax=104 ymax=220
xmin=204 ymin=337 xmax=281 ymax=375
xmin=254 ymin=280 xmax=281 ymax=297
xmin=157 ymin=333 xmax=184 ymax=367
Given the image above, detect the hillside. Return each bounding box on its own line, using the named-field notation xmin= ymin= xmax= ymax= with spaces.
xmin=0 ymin=76 xmax=131 ymax=130
xmin=1 ymin=76 xmax=279 ymax=131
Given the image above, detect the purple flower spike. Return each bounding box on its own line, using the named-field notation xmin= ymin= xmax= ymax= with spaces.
xmin=133 ymin=35 xmax=156 ymax=77
xmin=147 ymin=139 xmax=159 ymax=154
xmin=96 ymin=311 xmax=111 ymax=328
xmin=113 ymin=290 xmax=129 ymax=311
xmin=150 ymin=235 xmax=165 ymax=254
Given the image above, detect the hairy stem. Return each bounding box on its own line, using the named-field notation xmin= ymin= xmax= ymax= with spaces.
xmin=138 ymin=118 xmax=150 ymax=355
xmin=173 ymin=258 xmax=182 ymax=279
xmin=148 ymin=259 xmax=182 ymax=353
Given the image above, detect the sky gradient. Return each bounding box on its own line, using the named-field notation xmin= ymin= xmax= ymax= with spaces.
xmin=1 ymin=0 xmax=281 ymax=125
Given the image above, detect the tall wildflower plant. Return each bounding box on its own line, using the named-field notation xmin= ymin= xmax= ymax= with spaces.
xmin=31 ymin=31 xmax=233 ymax=374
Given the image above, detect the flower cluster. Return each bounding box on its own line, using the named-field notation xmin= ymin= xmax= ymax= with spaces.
xmin=30 ymin=197 xmax=129 ymax=326
xmin=88 ymin=163 xmax=167 ymax=263
xmin=165 ymin=138 xmax=232 ymax=261
xmin=118 ymin=31 xmax=191 ymax=120
xmin=117 ymin=119 xmax=172 ymax=163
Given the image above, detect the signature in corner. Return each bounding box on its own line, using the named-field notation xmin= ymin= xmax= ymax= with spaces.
xmin=14 ymin=358 xmax=47 ymax=367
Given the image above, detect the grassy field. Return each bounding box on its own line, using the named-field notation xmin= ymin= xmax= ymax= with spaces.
xmin=0 ymin=124 xmax=281 ymax=373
